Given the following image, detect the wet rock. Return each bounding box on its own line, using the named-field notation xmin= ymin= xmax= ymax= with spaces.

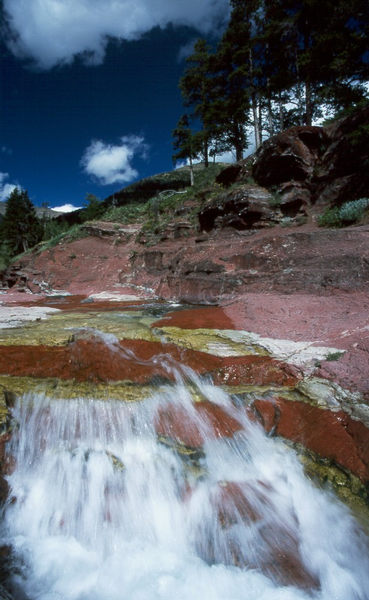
xmin=211 ymin=355 xmax=299 ymax=387
xmin=155 ymin=400 xmax=243 ymax=448
xmin=152 ymin=306 xmax=235 ymax=331
xmin=253 ymin=397 xmax=369 ymax=484
xmin=201 ymin=480 xmax=319 ymax=589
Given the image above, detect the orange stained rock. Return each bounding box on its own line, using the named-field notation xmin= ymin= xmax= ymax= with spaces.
xmin=211 ymin=355 xmax=300 ymax=387
xmin=152 ymin=306 xmax=235 ymax=330
xmin=0 ymin=340 xmax=299 ymax=387
xmin=253 ymin=397 xmax=369 ymax=483
xmin=199 ymin=479 xmax=319 ymax=589
xmin=155 ymin=400 xmax=244 ymax=448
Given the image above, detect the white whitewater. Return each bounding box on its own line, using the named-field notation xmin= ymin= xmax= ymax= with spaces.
xmin=2 ymin=377 xmax=369 ymax=599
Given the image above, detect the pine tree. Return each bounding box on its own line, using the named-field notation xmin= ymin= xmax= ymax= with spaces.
xmin=179 ymin=39 xmax=218 ymax=167
xmin=172 ymin=114 xmax=201 ymax=185
xmin=1 ymin=188 xmax=42 ymax=256
xmin=260 ymin=0 xmax=369 ymax=123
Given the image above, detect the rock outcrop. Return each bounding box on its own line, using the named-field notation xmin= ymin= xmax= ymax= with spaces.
xmin=208 ymin=106 xmax=369 ymax=227
xmin=251 ymin=106 xmax=369 ymax=211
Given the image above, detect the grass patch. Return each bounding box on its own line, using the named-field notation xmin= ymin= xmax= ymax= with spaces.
xmin=103 ymin=202 xmax=148 ymax=224
xmin=35 ymin=224 xmax=87 ymax=253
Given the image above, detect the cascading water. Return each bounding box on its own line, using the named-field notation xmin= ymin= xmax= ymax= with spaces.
xmin=1 ymin=332 xmax=369 ymax=600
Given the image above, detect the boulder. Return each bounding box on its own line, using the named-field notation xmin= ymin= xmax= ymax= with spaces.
xmin=215 ymin=158 xmax=254 ymax=187
xmin=252 ymin=126 xmax=327 ymax=188
xmin=199 ymin=184 xmax=277 ymax=232
xmin=250 ymin=106 xmax=369 ymax=209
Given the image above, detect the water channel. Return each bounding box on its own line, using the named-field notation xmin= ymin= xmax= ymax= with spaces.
xmin=0 ymin=300 xmax=368 ymax=599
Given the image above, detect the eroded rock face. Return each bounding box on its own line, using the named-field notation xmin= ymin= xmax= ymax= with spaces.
xmin=252 ymin=126 xmax=326 ymax=188
xmin=249 ymin=105 xmax=369 ymax=209
xmin=199 ymin=185 xmax=277 ymax=232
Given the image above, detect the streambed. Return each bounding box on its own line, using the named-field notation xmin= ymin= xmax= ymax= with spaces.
xmin=0 ymin=299 xmax=368 ymax=599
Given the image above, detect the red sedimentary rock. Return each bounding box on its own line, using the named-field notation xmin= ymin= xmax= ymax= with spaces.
xmin=253 ymin=397 xmax=369 ymax=483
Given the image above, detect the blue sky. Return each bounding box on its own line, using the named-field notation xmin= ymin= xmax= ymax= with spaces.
xmin=0 ymin=0 xmax=230 ymax=210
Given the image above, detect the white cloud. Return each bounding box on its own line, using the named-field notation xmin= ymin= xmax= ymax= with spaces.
xmin=3 ymin=0 xmax=229 ymax=69
xmin=81 ymin=135 xmax=148 ymax=185
xmin=51 ymin=203 xmax=82 ymax=213
xmin=0 ymin=172 xmax=18 ymax=202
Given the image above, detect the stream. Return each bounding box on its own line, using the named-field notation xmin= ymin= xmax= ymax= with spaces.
xmin=0 ymin=305 xmax=369 ymax=600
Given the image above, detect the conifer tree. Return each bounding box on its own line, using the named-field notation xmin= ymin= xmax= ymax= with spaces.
xmin=172 ymin=114 xmax=201 ymax=185
xmin=1 ymin=188 xmax=42 ymax=255
xmin=179 ymin=39 xmax=218 ymax=167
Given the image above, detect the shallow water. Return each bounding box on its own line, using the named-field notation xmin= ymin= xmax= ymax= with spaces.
xmin=2 ymin=364 xmax=369 ymax=600
xmin=0 ymin=316 xmax=368 ymax=600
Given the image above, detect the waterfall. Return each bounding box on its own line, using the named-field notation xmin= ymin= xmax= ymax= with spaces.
xmin=2 ymin=349 xmax=369 ymax=599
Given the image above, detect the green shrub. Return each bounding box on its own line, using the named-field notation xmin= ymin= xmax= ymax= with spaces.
xmin=318 ymin=207 xmax=342 ymax=227
xmin=319 ymin=198 xmax=369 ymax=227
xmin=339 ymin=198 xmax=369 ymax=223
xmin=325 ymin=351 xmax=344 ymax=361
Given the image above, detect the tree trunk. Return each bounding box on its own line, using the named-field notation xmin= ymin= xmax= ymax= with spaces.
xmin=235 ymin=145 xmax=243 ymax=162
xmin=305 ymin=80 xmax=313 ymax=126
xmin=279 ymin=93 xmax=284 ymax=132
xmin=267 ymin=96 xmax=274 ymax=136
xmin=249 ymin=49 xmax=262 ymax=150
xmin=252 ymin=95 xmax=262 ymax=149
xmin=189 ymin=156 xmax=194 ymax=186
xmin=203 ymin=138 xmax=209 ymax=168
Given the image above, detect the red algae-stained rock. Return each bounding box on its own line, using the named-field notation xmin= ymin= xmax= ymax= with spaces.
xmin=211 ymin=355 xmax=300 ymax=387
xmin=205 ymin=480 xmax=318 ymax=589
xmin=155 ymin=400 xmax=243 ymax=448
xmin=0 ymin=337 xmax=299 ymax=388
xmin=253 ymin=398 xmax=369 ymax=483
xmin=152 ymin=306 xmax=235 ymax=330
xmin=0 ymin=339 xmax=223 ymax=384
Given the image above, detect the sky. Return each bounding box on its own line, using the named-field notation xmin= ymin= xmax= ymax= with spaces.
xmin=0 ymin=0 xmax=231 ymax=211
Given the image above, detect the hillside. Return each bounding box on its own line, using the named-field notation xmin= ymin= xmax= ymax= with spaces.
xmin=1 ymin=106 xmax=369 ymax=301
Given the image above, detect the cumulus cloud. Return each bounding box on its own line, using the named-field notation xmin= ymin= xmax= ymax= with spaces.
xmin=0 ymin=172 xmax=18 ymax=202
xmin=81 ymin=135 xmax=148 ymax=185
xmin=3 ymin=0 xmax=230 ymax=69
xmin=52 ymin=203 xmax=82 ymax=213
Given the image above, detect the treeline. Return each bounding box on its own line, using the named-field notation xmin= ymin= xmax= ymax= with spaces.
xmin=173 ymin=0 xmax=369 ymax=167
xmin=0 ymin=188 xmax=68 ymax=264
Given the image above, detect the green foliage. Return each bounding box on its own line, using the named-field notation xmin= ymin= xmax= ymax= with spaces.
xmin=269 ymin=190 xmax=282 ymax=208
xmin=175 ymin=0 xmax=369 ymax=156
xmin=0 ymin=188 xmax=43 ymax=256
xmin=325 ymin=351 xmax=343 ymax=361
xmin=339 ymin=198 xmax=369 ymax=223
xmin=102 ymin=202 xmax=148 ymax=224
xmin=36 ymin=224 xmax=86 ymax=253
xmin=131 ymin=163 xmax=226 ymax=243
xmin=0 ymin=243 xmax=12 ymax=270
xmin=81 ymin=194 xmax=105 ymax=222
xmin=172 ymin=114 xmax=201 ymax=168
xmin=42 ymin=219 xmax=69 ymax=241
xmin=319 ymin=198 xmax=369 ymax=227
